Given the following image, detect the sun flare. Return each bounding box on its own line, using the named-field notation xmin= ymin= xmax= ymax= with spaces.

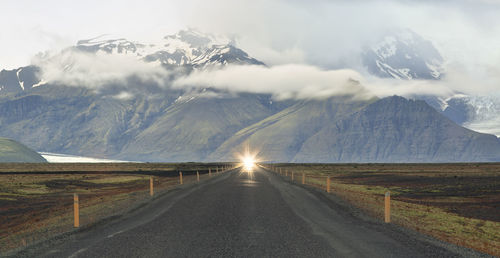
xmin=242 ymin=156 xmax=256 ymax=171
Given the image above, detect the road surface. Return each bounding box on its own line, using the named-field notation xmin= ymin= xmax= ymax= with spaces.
xmin=12 ymin=166 xmax=485 ymax=257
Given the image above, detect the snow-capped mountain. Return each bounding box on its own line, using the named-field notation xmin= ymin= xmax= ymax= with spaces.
xmin=75 ymin=29 xmax=264 ymax=68
xmin=0 ymin=29 xmax=264 ymax=95
xmin=360 ymin=29 xmax=500 ymax=136
xmin=362 ymin=29 xmax=444 ymax=80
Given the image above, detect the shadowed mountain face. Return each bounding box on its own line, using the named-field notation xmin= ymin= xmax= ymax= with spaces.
xmin=294 ymin=96 xmax=500 ymax=162
xmin=211 ymin=96 xmax=500 ymax=162
xmin=0 ymin=29 xmax=499 ymax=162
xmin=117 ymin=93 xmax=289 ymax=162
xmin=0 ymin=137 xmax=47 ymax=162
xmin=208 ymin=97 xmax=374 ymax=162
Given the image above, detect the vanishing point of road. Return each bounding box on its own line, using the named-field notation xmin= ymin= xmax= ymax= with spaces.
xmin=13 ymin=166 xmax=485 ymax=258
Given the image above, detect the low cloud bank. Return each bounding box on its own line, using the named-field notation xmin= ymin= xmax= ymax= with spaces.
xmin=32 ymin=49 xmax=170 ymax=89
xmin=32 ymin=49 xmax=497 ymax=102
xmin=173 ymin=64 xmax=457 ymax=100
xmin=174 ymin=64 xmax=371 ymax=100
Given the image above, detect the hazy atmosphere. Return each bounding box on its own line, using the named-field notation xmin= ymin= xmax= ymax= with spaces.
xmin=1 ymin=1 xmax=500 ymax=256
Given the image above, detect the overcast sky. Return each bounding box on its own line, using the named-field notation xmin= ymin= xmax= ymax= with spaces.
xmin=1 ymin=0 xmax=500 ymax=71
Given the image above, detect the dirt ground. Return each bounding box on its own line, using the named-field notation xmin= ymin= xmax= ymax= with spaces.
xmin=336 ymin=172 xmax=500 ymax=222
xmin=275 ymin=163 xmax=500 ymax=222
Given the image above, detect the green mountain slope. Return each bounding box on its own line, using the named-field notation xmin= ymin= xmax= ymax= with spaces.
xmin=0 ymin=85 xmax=178 ymax=158
xmin=208 ymin=97 xmax=374 ymax=161
xmin=118 ymin=94 xmax=287 ymax=161
xmin=0 ymin=137 xmax=47 ymax=162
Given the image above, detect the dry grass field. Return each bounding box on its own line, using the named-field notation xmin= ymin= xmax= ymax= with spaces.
xmin=0 ymin=163 xmax=229 ymax=253
xmin=272 ymin=163 xmax=500 ymax=256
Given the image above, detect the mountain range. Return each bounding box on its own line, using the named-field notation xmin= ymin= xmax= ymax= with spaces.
xmin=361 ymin=29 xmax=500 ymax=138
xmin=0 ymin=29 xmax=499 ymax=162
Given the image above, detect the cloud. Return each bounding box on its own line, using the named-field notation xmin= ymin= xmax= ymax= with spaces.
xmin=29 ymin=46 xmax=495 ymax=102
xmin=179 ymin=0 xmax=500 ymax=71
xmin=112 ymin=91 xmax=134 ymax=100
xmin=32 ymin=49 xmax=170 ymax=89
xmin=442 ymin=63 xmax=500 ymax=97
xmin=3 ymin=0 xmax=500 ymax=72
xmin=173 ymin=64 xmax=456 ymax=100
xmin=173 ymin=64 xmax=370 ymax=100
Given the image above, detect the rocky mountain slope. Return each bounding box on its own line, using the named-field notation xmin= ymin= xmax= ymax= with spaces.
xmin=362 ymin=29 xmax=443 ymax=80
xmin=75 ymin=29 xmax=264 ymax=68
xmin=295 ymin=96 xmax=500 ymax=162
xmin=211 ymin=96 xmax=500 ymax=162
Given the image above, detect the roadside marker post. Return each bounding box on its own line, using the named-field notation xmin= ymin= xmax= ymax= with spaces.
xmin=150 ymin=177 xmax=154 ymax=196
xmin=327 ymin=176 xmax=331 ymax=193
xmin=209 ymin=168 xmax=212 ymax=177
xmin=385 ymin=192 xmax=391 ymax=223
xmin=179 ymin=172 xmax=183 ymax=185
xmin=302 ymin=173 xmax=305 ymax=184
xmin=73 ymin=193 xmax=79 ymax=228
xmin=197 ymin=171 xmax=200 ymax=182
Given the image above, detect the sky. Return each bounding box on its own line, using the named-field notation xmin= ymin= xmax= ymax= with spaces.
xmin=2 ymin=0 xmax=500 ymax=71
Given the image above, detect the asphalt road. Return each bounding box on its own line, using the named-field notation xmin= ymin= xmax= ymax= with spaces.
xmin=12 ymin=166 xmax=486 ymax=258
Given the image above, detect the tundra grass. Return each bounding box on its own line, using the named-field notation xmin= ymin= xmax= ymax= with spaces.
xmin=273 ymin=163 xmax=500 ymax=256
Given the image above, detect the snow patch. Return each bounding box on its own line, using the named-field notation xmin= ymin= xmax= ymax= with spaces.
xmin=16 ymin=68 xmax=24 ymax=90
xmin=32 ymin=80 xmax=47 ymax=88
xmin=40 ymin=152 xmax=134 ymax=163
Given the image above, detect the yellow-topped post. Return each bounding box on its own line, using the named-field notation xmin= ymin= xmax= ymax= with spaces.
xmin=150 ymin=177 xmax=154 ymax=196
xmin=73 ymin=193 xmax=79 ymax=228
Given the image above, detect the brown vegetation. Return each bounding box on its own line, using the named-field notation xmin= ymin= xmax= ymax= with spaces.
xmin=0 ymin=163 xmax=230 ymax=254
xmin=271 ymin=163 xmax=500 ymax=256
